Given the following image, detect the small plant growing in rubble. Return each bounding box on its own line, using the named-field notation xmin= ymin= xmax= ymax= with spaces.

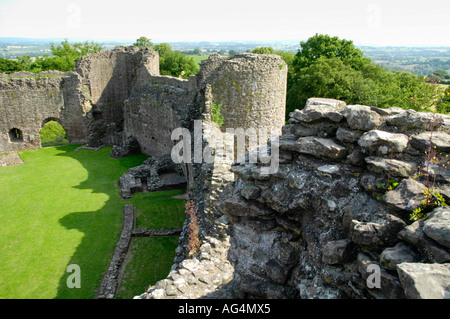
xmin=185 ymin=200 xmax=200 ymax=256
xmin=211 ymin=102 xmax=224 ymax=128
xmin=411 ymin=115 xmax=448 ymax=221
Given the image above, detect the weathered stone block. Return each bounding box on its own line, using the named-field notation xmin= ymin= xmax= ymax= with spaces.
xmin=296 ymin=136 xmax=348 ymax=160
xmin=387 ymin=109 xmax=450 ymax=130
xmin=397 ymin=263 xmax=450 ymax=299
xmin=398 ymin=220 xmax=450 ymax=263
xmin=336 ymin=127 xmax=362 ymax=143
xmin=291 ymin=98 xmax=346 ymax=123
xmin=358 ymin=130 xmax=409 ymax=155
xmin=423 ymin=207 xmax=450 ymax=249
xmin=381 ymin=178 xmax=426 ymax=213
xmin=240 ymin=184 xmax=261 ymax=200
xmin=365 ymin=156 xmax=415 ymax=178
xmin=380 ymin=242 xmax=420 ymax=270
xmin=349 ymin=212 xmax=406 ymax=251
xmin=410 ymin=131 xmax=450 ymax=152
xmin=322 ymin=239 xmax=354 ymax=265
xmin=222 ymin=195 xmax=272 ymax=217
xmin=343 ymin=105 xmax=382 ymax=131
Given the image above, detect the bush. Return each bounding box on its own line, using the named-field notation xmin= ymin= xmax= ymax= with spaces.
xmin=39 ymin=120 xmax=69 ymax=147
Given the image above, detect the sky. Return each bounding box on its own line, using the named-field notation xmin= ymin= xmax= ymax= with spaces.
xmin=0 ymin=0 xmax=449 ymax=46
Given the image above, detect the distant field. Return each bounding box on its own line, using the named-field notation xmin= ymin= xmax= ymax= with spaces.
xmin=190 ymin=54 xmax=210 ymax=65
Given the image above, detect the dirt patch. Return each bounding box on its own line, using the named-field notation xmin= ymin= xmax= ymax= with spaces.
xmin=171 ymin=193 xmax=188 ymax=199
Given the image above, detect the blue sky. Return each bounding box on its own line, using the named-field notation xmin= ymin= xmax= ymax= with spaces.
xmin=0 ymin=0 xmax=449 ymax=46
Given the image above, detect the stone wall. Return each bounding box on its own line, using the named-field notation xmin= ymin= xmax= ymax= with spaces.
xmin=138 ymin=98 xmax=450 ymax=300
xmin=123 ymin=81 xmax=196 ymax=156
xmin=0 ymin=46 xmax=160 ymax=152
xmin=220 ymin=98 xmax=450 ymax=299
xmin=74 ymin=46 xmax=159 ymax=147
xmin=0 ymin=50 xmax=287 ymax=160
xmin=0 ymin=72 xmax=68 ymax=152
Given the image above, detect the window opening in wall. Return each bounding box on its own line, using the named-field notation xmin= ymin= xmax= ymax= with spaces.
xmin=9 ymin=128 xmax=24 ymax=142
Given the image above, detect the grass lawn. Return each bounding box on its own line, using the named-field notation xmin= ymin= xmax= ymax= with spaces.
xmin=191 ymin=54 xmax=210 ymax=66
xmin=114 ymin=190 xmax=187 ymax=299
xmin=0 ymin=145 xmax=156 ymax=299
xmin=115 ymin=236 xmax=180 ymax=299
xmin=129 ymin=190 xmax=186 ymax=229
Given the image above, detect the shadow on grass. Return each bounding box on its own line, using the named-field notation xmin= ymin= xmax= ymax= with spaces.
xmin=52 ymin=145 xmax=148 ymax=299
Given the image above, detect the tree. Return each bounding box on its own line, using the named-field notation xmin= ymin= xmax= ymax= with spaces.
xmin=251 ymin=47 xmax=275 ymax=54
xmin=159 ymin=50 xmax=199 ymax=79
xmin=0 ymin=57 xmax=21 ymax=73
xmin=430 ymin=69 xmax=450 ymax=83
xmin=45 ymin=40 xmax=103 ymax=71
xmin=293 ymin=33 xmax=371 ymax=71
xmin=0 ymin=40 xmax=102 ymax=74
xmin=134 ymin=36 xmax=153 ymax=49
xmin=153 ymin=43 xmax=198 ymax=79
xmin=437 ymin=86 xmax=450 ymax=114
xmin=286 ymin=34 xmax=440 ymax=117
xmin=153 ymin=43 xmax=172 ymax=57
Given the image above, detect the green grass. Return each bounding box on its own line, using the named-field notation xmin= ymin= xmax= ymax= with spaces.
xmin=0 ymin=145 xmax=148 ymax=299
xmin=191 ymin=54 xmax=209 ymax=65
xmin=115 ymin=190 xmax=186 ymax=298
xmin=128 ymin=190 xmax=186 ymax=229
xmin=115 ymin=236 xmax=180 ymax=299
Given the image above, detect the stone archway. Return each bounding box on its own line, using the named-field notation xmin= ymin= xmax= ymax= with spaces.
xmin=41 ymin=117 xmax=62 ymax=128
xmin=39 ymin=118 xmax=69 ymax=147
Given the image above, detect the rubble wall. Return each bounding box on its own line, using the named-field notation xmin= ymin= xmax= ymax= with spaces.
xmin=221 ymin=98 xmax=450 ymax=299
xmin=0 ymin=72 xmax=67 ymax=152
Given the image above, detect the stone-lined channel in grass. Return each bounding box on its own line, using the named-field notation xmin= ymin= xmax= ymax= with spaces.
xmin=0 ymin=145 xmax=185 ymax=299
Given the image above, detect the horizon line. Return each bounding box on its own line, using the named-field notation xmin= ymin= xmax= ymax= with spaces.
xmin=0 ymin=36 xmax=449 ymax=48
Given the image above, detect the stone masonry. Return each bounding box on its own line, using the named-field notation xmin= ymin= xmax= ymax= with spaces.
xmin=138 ymin=98 xmax=450 ymax=300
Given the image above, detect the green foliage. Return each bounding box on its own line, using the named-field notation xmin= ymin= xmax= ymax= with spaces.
xmin=410 ymin=188 xmax=447 ymax=221
xmin=159 ymin=49 xmax=199 ymax=79
xmin=153 ymin=43 xmax=172 ymax=57
xmin=0 ymin=40 xmax=102 ymax=73
xmin=436 ymin=86 xmax=450 ymax=114
xmin=39 ymin=120 xmax=69 ymax=147
xmin=152 ymin=42 xmax=199 ymax=78
xmin=432 ymin=69 xmax=449 ymax=79
xmin=0 ymin=57 xmax=21 ymax=73
xmin=134 ymin=36 xmax=154 ymax=49
xmin=293 ymin=34 xmax=371 ymax=71
xmin=286 ymin=34 xmax=444 ymax=117
xmin=211 ymin=102 xmax=224 ymax=127
xmin=251 ymin=47 xmax=275 ymax=54
xmin=46 ymin=40 xmax=102 ymax=71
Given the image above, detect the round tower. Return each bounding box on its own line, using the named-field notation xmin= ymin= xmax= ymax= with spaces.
xmin=198 ymin=53 xmax=287 ymax=138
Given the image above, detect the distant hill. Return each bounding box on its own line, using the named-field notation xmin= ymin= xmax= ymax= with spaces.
xmin=1 ymin=37 xmax=449 ymax=77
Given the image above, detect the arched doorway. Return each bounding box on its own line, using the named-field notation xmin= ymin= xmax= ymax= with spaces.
xmin=39 ymin=119 xmax=69 ymax=147
xmin=9 ymin=128 xmax=24 ymax=142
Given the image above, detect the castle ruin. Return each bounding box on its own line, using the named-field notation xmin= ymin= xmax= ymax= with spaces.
xmin=0 ymin=47 xmax=287 ymax=155
xmin=2 ymin=47 xmax=450 ymax=300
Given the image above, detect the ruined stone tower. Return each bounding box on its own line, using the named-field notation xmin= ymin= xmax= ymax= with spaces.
xmin=0 ymin=48 xmax=287 ymax=156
